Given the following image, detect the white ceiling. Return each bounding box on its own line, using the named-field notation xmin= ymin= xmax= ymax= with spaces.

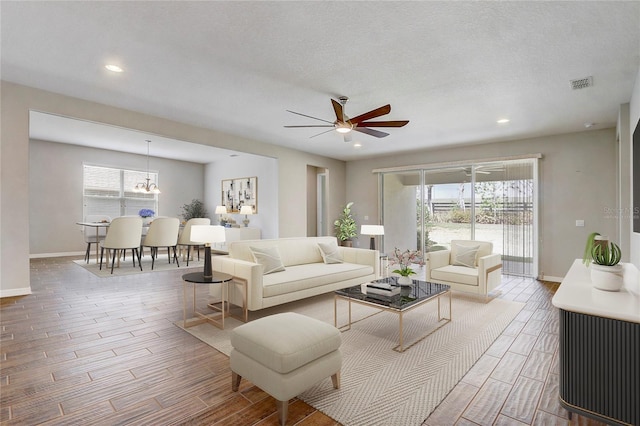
xmin=3 ymin=1 xmax=640 ymax=162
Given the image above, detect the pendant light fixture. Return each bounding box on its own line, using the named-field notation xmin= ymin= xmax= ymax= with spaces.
xmin=133 ymin=140 xmax=161 ymax=194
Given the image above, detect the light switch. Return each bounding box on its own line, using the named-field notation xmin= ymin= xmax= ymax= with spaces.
xmin=576 ymin=220 xmax=585 ymax=227
xmin=364 ymin=215 xmax=369 ymax=220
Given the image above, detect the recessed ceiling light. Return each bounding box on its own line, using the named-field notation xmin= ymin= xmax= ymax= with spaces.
xmin=353 ymin=143 xmax=362 ymax=148
xmin=497 ymin=118 xmax=510 ymax=124
xmin=105 ymin=64 xmax=123 ymax=73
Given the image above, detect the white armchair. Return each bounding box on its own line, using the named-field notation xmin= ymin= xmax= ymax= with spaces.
xmin=426 ymin=240 xmax=502 ymax=297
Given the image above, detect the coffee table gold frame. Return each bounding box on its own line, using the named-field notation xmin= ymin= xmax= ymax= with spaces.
xmin=334 ymin=287 xmax=452 ymax=353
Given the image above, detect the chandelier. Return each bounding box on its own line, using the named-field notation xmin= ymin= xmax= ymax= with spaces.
xmin=133 ymin=140 xmax=161 ymax=194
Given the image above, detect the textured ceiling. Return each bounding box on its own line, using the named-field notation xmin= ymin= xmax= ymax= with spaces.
xmin=2 ymin=1 xmax=640 ymax=162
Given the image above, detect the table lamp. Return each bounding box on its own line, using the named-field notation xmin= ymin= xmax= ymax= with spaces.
xmin=240 ymin=205 xmax=253 ymax=227
xmin=215 ymin=205 xmax=227 ymax=225
xmin=361 ymin=225 xmax=384 ymax=250
xmin=190 ymin=225 xmax=226 ymax=278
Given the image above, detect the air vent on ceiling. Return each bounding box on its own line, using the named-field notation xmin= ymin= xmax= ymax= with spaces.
xmin=570 ymin=76 xmax=593 ymax=90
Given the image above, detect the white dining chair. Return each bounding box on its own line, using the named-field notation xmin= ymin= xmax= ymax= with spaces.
xmin=178 ymin=218 xmax=211 ymax=265
xmin=84 ymin=215 xmax=111 ymax=263
xmin=141 ymin=217 xmax=180 ymax=270
xmin=100 ymin=216 xmax=143 ymax=274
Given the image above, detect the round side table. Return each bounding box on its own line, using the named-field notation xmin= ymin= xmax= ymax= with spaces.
xmin=182 ymin=271 xmax=233 ymax=329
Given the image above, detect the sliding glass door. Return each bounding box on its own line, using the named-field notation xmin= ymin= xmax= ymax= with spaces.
xmin=380 ymin=158 xmax=537 ymax=277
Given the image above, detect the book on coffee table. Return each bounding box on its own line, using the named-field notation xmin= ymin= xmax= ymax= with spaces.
xmin=366 ymin=282 xmax=400 ymax=296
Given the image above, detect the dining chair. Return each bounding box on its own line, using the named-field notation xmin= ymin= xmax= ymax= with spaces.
xmin=141 ymin=217 xmax=180 ymax=270
xmin=178 ymin=218 xmax=211 ymax=266
xmin=100 ymin=216 xmax=143 ymax=274
xmin=84 ymin=215 xmax=111 ymax=263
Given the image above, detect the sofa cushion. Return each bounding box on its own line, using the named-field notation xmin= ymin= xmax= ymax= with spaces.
xmin=250 ymin=246 xmax=286 ymax=275
xmin=262 ymin=262 xmax=374 ymax=298
xmin=452 ymin=243 xmax=480 ymax=268
xmin=450 ymin=240 xmax=493 ymax=266
xmin=230 ymin=237 xmax=338 ymax=266
xmin=318 ymin=242 xmax=343 ymax=264
xmin=430 ymin=265 xmax=479 ymax=286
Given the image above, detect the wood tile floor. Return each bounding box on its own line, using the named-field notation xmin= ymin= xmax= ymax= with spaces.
xmin=0 ymin=257 xmax=604 ymax=425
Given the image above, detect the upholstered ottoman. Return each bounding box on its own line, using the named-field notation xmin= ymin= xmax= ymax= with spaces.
xmin=230 ymin=312 xmax=342 ymax=426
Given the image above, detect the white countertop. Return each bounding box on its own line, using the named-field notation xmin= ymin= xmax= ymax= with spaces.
xmin=552 ymin=259 xmax=640 ymax=323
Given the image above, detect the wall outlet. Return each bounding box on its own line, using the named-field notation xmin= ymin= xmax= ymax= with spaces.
xmin=575 ymin=220 xmax=585 ymax=227
xmin=364 ymin=215 xmax=369 ymax=221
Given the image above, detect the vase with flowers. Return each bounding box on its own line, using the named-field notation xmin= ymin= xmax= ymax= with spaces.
xmin=390 ymin=247 xmax=425 ymax=285
xmin=138 ymin=208 xmax=155 ymax=225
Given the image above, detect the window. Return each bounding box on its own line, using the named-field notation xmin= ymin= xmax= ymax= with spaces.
xmin=83 ymin=165 xmax=158 ymax=219
xmin=379 ymin=158 xmax=538 ymax=277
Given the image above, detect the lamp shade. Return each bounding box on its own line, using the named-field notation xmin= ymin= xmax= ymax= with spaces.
xmin=361 ymin=225 xmax=384 ymax=236
xmin=190 ymin=225 xmax=226 ymax=244
xmin=215 ymin=205 xmax=227 ymax=214
xmin=240 ymin=205 xmax=253 ymax=215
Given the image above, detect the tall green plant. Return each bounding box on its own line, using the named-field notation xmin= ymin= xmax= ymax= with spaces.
xmin=180 ymin=199 xmax=208 ymax=221
xmin=334 ymin=202 xmax=357 ymax=241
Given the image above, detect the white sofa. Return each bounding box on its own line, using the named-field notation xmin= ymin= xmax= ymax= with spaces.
xmin=425 ymin=240 xmax=502 ymax=296
xmin=212 ymin=236 xmax=379 ymax=311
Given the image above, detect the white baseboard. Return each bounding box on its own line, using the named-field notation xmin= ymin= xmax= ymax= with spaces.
xmin=540 ymin=275 xmax=563 ymax=282
xmin=30 ymin=251 xmax=84 ymax=259
xmin=0 ymin=287 xmax=32 ymax=298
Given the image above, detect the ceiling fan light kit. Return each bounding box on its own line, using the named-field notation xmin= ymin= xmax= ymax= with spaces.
xmin=285 ymin=96 xmax=409 ymax=141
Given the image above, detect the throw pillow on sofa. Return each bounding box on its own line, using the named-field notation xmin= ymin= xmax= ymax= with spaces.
xmin=317 ymin=242 xmax=343 ymax=264
xmin=451 ymin=243 xmax=480 ymax=268
xmin=249 ymin=246 xmax=286 ymax=274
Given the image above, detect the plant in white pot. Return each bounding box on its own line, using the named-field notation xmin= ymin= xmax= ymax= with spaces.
xmin=390 ymin=247 xmax=425 ymax=286
xmin=584 ymin=232 xmax=623 ymax=291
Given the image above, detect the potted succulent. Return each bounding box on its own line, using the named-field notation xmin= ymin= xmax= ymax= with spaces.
xmin=334 ymin=202 xmax=357 ymax=246
xmin=583 ymin=232 xmax=624 ymax=291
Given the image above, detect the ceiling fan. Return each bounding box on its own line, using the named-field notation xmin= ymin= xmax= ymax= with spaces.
xmin=284 ymin=96 xmax=409 ymax=142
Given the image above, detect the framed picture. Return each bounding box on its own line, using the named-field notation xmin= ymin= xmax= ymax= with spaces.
xmin=221 ymin=176 xmax=257 ymax=213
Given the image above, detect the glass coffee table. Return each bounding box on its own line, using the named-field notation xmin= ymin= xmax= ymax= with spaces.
xmin=334 ymin=277 xmax=451 ymax=352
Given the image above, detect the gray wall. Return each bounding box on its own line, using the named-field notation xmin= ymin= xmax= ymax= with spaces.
xmin=204 ymin=154 xmax=279 ymax=239
xmin=630 ymin=66 xmax=640 ymax=269
xmin=29 ymin=140 xmax=205 ymax=255
xmin=346 ymin=129 xmax=619 ymax=279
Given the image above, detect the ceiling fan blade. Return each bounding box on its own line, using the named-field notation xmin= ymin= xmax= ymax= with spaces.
xmin=353 ymin=127 xmax=389 ymax=138
xmin=284 ymin=125 xmax=334 ymax=128
xmin=286 ymin=110 xmax=333 ymax=124
xmin=331 ymin=99 xmax=344 ymax=122
xmin=349 ymin=104 xmax=391 ymax=124
xmin=357 ymin=120 xmax=409 ymax=128
xmin=309 ymin=128 xmax=337 ymax=138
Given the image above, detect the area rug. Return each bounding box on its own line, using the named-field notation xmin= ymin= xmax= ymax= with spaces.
xmin=73 ymin=255 xmax=204 ymax=277
xmin=179 ymin=292 xmax=524 ymax=425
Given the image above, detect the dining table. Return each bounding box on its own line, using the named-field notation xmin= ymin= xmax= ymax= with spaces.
xmin=76 ymin=221 xmax=111 ymax=263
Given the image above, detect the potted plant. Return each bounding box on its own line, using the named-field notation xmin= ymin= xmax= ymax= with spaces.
xmin=583 ymin=232 xmax=624 ymax=291
xmin=180 ymin=199 xmax=208 ymax=222
xmin=334 ymin=202 xmax=357 ymax=246
xmin=390 ymin=247 xmax=425 ymax=285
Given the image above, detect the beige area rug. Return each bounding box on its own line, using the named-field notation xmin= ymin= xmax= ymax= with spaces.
xmin=179 ymin=292 xmax=524 ymax=426
xmin=73 ymin=255 xmax=204 ymax=277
